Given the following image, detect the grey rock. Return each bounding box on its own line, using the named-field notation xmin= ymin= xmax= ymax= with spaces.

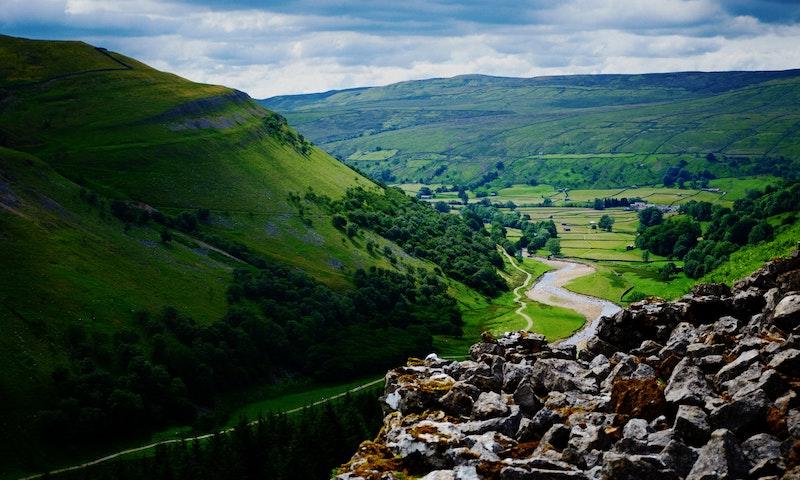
xmin=471 ymin=391 xmax=509 ymax=419
xmin=714 ymin=349 xmax=760 ymax=385
xmin=469 ymin=341 xmax=503 ymax=360
xmin=709 ymin=388 xmax=769 ymax=433
xmin=421 ymin=471 xmax=455 ymax=480
xmin=767 ymin=348 xmax=800 ymax=374
xmin=500 ymin=467 xmax=587 ymax=480
xmin=686 ymin=429 xmax=749 ymax=480
xmin=664 ymin=357 xmax=714 ymax=406
xmin=503 ymin=362 xmax=533 ymax=392
xmin=632 ymin=362 xmax=656 ymax=379
xmin=527 ymin=408 xmax=565 ymax=436
xmin=530 ymin=358 xmax=597 ymax=394
xmin=661 ymin=439 xmax=698 ymax=477
xmin=568 ymin=424 xmax=609 ymax=453
xmin=697 ymin=355 xmax=725 ymax=373
xmin=664 ymin=322 xmax=700 ymax=355
xmin=712 ymin=316 xmax=741 ymax=336
xmin=600 ymin=452 xmax=677 ymax=480
xmin=729 ymin=336 xmax=768 ymax=357
xmin=673 ymin=404 xmax=710 ymax=446
xmin=513 ymin=376 xmax=542 ymax=414
xmin=742 ymin=433 xmax=784 ymax=477
xmin=647 ymin=428 xmax=674 ymax=451
xmin=623 ymin=418 xmax=652 ymax=441
xmin=787 ymin=408 xmax=800 ymax=439
xmin=721 ymin=361 xmax=762 ymax=397
xmin=588 ymin=354 xmax=612 ymax=381
xmin=600 ymin=355 xmax=637 ymax=390
xmin=733 ymin=287 xmax=765 ymax=315
xmin=440 ymin=381 xmax=480 ymax=417
xmin=632 ymin=340 xmax=664 ymax=357
xmin=686 ymin=343 xmax=726 ymax=357
xmin=764 ymin=287 xmax=780 ymax=311
xmin=774 ymin=293 xmax=800 ymax=332
xmin=460 ymin=405 xmax=522 ymax=437
xmin=540 ymin=423 xmax=571 ymax=450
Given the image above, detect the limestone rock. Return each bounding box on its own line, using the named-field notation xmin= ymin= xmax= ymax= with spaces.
xmin=686 ymin=429 xmax=749 ymax=480
xmin=673 ymin=404 xmax=710 ymax=446
xmin=774 ymin=293 xmax=800 ymax=332
xmin=471 ymin=391 xmax=509 ymax=420
xmin=664 ymin=357 xmax=713 ymax=406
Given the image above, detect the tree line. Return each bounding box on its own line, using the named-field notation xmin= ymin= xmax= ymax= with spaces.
xmin=636 ymin=182 xmax=800 ymax=278
xmin=307 ymin=187 xmax=508 ymax=296
xmin=48 ymin=388 xmax=383 ymax=480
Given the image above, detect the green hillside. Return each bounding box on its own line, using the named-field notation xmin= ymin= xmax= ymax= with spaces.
xmin=0 ymin=36 xmax=493 ymax=477
xmin=262 ymin=71 xmax=800 ymax=188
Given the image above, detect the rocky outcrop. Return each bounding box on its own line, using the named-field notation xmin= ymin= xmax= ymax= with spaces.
xmin=337 ymin=251 xmax=800 ymax=480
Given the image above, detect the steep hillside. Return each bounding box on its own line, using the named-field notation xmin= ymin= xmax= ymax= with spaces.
xmin=262 ymin=70 xmax=800 ymax=188
xmin=0 ymin=34 xmax=388 ymax=287
xmin=0 ymin=35 xmax=502 ymax=477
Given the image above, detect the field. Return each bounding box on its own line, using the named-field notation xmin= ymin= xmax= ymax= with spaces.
xmin=348 ymin=149 xmax=398 ymax=161
xmin=564 ymin=263 xmax=697 ymax=304
xmin=265 ymin=71 xmax=800 ymax=189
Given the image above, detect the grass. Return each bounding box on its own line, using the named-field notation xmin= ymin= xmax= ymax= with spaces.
xmin=524 ymin=302 xmax=586 ymax=341
xmin=564 ymin=262 xmax=697 ymax=304
xmin=348 ymin=149 xmax=398 ymax=161
xmin=434 ymin=253 xmax=586 ymax=355
xmin=701 ymin=221 xmax=800 ymax=285
xmin=0 ymin=35 xmax=410 ymax=477
xmin=265 ymin=71 xmax=800 ymax=189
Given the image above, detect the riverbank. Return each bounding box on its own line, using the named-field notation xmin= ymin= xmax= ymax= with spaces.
xmin=526 ymin=256 xmax=622 ymax=345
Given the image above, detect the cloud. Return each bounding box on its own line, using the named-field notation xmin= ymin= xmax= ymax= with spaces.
xmin=1 ymin=0 xmax=799 ymax=97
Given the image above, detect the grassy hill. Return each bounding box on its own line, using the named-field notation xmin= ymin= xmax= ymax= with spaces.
xmin=0 ymin=35 xmax=455 ymax=476
xmin=262 ymin=70 xmax=800 ymax=188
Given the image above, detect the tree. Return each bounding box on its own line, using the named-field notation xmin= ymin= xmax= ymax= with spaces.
xmin=747 ymin=221 xmax=773 ymax=244
xmin=160 ymin=228 xmax=173 ymax=244
xmin=346 ymin=223 xmax=359 ymax=238
xmin=593 ymin=198 xmax=605 ymax=210
xmin=417 ymin=186 xmax=433 ymax=197
xmin=542 ymin=198 xmax=553 ymax=207
xmin=331 ymin=214 xmax=347 ymax=230
xmin=658 ymin=262 xmax=677 ymax=281
xmin=642 ymin=249 xmax=650 ymax=262
xmin=598 ymin=215 xmax=615 ymax=232
xmin=434 ymin=201 xmax=450 ymax=213
xmin=546 ymin=238 xmax=561 ymax=257
xmin=637 ymin=207 xmax=663 ymax=232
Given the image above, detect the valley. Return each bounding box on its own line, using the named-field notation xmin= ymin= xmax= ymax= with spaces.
xmin=2 ymin=32 xmax=800 ymax=480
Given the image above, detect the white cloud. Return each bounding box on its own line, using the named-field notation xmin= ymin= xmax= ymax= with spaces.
xmin=2 ymin=0 xmax=799 ymax=97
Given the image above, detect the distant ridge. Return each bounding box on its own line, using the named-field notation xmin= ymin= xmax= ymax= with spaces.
xmin=261 ymin=68 xmax=800 ymax=189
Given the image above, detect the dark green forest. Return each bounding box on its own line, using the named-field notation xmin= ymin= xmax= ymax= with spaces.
xmin=304 ymin=186 xmax=509 ymax=296
xmin=47 ymin=388 xmax=383 ymax=480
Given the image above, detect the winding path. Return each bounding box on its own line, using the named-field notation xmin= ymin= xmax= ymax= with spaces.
xmin=525 ymin=257 xmax=622 ymax=345
xmin=500 ymin=248 xmax=535 ymax=330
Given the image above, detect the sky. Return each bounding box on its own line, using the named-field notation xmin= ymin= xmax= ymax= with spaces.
xmin=2 ymin=0 xmax=800 ymax=98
